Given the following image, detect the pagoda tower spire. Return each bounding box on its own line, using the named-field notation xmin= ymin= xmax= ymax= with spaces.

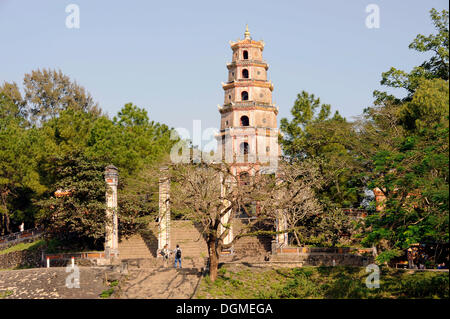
xmin=244 ymin=24 xmax=251 ymax=40
xmin=216 ymin=28 xmax=280 ymax=177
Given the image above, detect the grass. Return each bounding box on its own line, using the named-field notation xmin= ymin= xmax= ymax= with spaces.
xmin=0 ymin=290 xmax=13 ymax=298
xmin=0 ymin=239 xmax=45 ymax=255
xmin=100 ymin=288 xmax=114 ymax=298
xmin=100 ymin=280 xmax=119 ymax=299
xmin=195 ymin=265 xmax=449 ymax=299
xmin=0 ymin=238 xmax=94 ymax=256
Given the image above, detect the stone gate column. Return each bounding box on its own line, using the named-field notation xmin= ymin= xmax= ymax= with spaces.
xmin=105 ymin=165 xmax=119 ymax=258
xmin=158 ymin=167 xmax=170 ymax=252
xmin=275 ymin=210 xmax=288 ymax=247
xmin=219 ymin=172 xmax=233 ymax=246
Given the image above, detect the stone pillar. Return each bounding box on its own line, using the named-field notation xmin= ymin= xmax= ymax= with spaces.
xmin=219 ymin=172 xmax=233 ymax=246
xmin=105 ymin=165 xmax=119 ymax=258
xmin=158 ymin=167 xmax=170 ymax=252
xmin=275 ymin=210 xmax=288 ymax=247
xmin=373 ymin=187 xmax=386 ymax=212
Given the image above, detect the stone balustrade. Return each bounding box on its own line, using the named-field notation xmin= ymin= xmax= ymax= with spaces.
xmin=0 ymin=228 xmax=45 ymax=249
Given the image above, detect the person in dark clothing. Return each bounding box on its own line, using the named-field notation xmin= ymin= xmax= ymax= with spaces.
xmin=174 ymin=244 xmax=182 ymax=269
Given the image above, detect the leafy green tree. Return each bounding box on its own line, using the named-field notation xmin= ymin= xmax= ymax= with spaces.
xmin=374 ymin=9 xmax=449 ymax=103
xmin=23 ymin=68 xmax=101 ymax=124
xmin=36 ymin=152 xmax=107 ymax=245
xmin=38 ymin=109 xmax=98 ymax=158
xmin=87 ymin=103 xmax=175 ymax=177
xmin=1 ymin=67 xmax=177 ymax=239
xmin=117 ymin=164 xmax=162 ymax=238
xmin=0 ymin=94 xmax=43 ymax=234
xmin=280 ymin=91 xmax=365 ymax=208
xmin=359 ymin=9 xmax=449 ymax=259
xmin=399 ymin=78 xmax=449 ymax=131
xmin=0 ymin=82 xmax=27 ymax=120
xmin=318 ymin=207 xmax=354 ymax=247
xmin=408 ymin=9 xmax=449 ymax=81
xmin=362 ymin=78 xmax=449 ymax=252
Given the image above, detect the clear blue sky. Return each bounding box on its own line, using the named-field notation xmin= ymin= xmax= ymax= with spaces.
xmin=0 ymin=1 xmax=448 ymax=142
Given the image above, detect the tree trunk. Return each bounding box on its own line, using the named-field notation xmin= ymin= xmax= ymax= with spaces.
xmin=1 ymin=191 xmax=10 ymax=235
xmin=0 ymin=213 xmax=10 ymax=235
xmin=0 ymin=212 xmax=4 ymax=236
xmin=1 ymin=209 xmax=10 ymax=235
xmin=5 ymin=213 xmax=10 ymax=234
xmin=293 ymin=230 xmax=301 ymax=247
xmin=208 ymin=239 xmax=219 ymax=282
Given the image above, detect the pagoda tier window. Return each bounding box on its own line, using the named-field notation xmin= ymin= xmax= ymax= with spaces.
xmin=243 ymin=50 xmax=248 ymax=60
xmin=240 ymin=115 xmax=249 ymax=127
xmin=241 ymin=91 xmax=248 ymax=101
xmin=242 ymin=69 xmax=249 ymax=79
xmin=240 ymin=142 xmax=249 ymax=155
xmin=239 ymin=172 xmax=250 ymax=186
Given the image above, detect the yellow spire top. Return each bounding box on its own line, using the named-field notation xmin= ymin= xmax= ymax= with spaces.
xmin=244 ymin=24 xmax=251 ymax=40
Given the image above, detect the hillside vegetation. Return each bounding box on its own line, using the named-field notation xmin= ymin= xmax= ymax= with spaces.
xmin=195 ymin=265 xmax=449 ymax=299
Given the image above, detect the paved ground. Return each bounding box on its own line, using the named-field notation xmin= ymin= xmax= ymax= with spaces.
xmin=0 ymin=265 xmax=203 ymax=299
xmin=119 ymin=267 xmax=203 ymax=299
xmin=0 ymin=267 xmax=108 ymax=299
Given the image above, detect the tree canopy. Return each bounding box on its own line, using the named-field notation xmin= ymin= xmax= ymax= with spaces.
xmin=279 ymin=8 xmax=449 ymax=261
xmin=0 ymin=69 xmax=176 ymax=242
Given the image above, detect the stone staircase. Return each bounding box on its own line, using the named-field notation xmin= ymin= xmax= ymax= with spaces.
xmin=227 ymin=219 xmax=272 ymax=262
xmin=122 ymin=257 xmax=206 ymax=270
xmin=117 ymin=220 xmax=273 ymax=267
xmin=170 ymin=220 xmax=208 ymax=262
xmin=118 ymin=232 xmax=157 ymax=260
xmin=119 ymin=267 xmax=203 ymax=299
xmin=233 ymin=236 xmax=271 ymax=258
xmin=118 ymin=221 xmax=208 ymax=262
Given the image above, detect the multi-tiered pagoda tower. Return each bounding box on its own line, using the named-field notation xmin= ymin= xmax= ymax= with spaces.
xmin=216 ymin=25 xmax=280 ymax=176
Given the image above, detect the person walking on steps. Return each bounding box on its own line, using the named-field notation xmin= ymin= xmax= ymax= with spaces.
xmin=161 ymin=244 xmax=170 ymax=267
xmin=174 ymin=244 xmax=182 ymax=269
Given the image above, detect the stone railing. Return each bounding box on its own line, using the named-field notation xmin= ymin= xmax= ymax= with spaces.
xmin=227 ymin=59 xmax=268 ymax=68
xmin=274 ymin=246 xmax=376 ymax=256
xmin=0 ymin=228 xmax=45 ymax=249
xmin=42 ymin=251 xmax=119 ymax=267
xmin=271 ymin=245 xmax=376 ymax=267
xmin=220 ymin=102 xmax=276 ymax=112
xmin=224 ymin=101 xmax=273 ymax=107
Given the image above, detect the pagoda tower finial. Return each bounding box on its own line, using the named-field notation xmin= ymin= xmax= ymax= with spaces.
xmin=244 ymin=24 xmax=251 ymax=40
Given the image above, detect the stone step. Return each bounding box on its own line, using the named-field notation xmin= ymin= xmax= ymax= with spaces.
xmin=121 ymin=257 xmax=154 ymax=261
xmin=119 ymin=242 xmax=158 ymax=248
xmin=118 ymin=233 xmax=158 ymax=260
xmin=121 ymin=258 xmax=206 ymax=270
xmin=121 ymin=249 xmax=205 ymax=256
xmin=120 ymin=266 xmax=203 ymax=299
xmin=120 ymin=250 xmax=154 ymax=254
xmin=119 ymin=246 xmax=152 ymax=250
xmin=120 ymin=252 xmax=154 ymax=255
xmin=270 ymin=255 xmax=306 ymax=261
xmin=119 ymin=245 xmax=154 ymax=249
xmin=119 ymin=244 xmax=152 ymax=247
